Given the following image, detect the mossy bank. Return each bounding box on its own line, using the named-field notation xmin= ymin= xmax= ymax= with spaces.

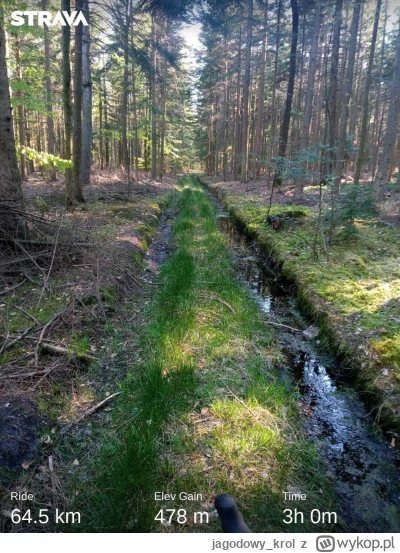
xmin=204 ymin=178 xmax=400 ymax=436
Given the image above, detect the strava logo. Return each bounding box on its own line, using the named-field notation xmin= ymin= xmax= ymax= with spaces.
xmin=10 ymin=11 xmax=89 ymax=27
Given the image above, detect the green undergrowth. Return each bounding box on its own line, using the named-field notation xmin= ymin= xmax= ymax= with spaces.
xmin=78 ymin=176 xmax=340 ymax=533
xmin=0 ymin=192 xmax=168 ymax=461
xmin=207 ymin=180 xmax=400 ymax=433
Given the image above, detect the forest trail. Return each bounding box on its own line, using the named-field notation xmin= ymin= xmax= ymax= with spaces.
xmin=2 ymin=0 xmax=400 ymax=538
xmin=73 ymin=176 xmax=399 ymax=533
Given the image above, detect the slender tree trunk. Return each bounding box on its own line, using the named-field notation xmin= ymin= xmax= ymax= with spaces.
xmin=273 ymin=0 xmax=299 ymax=187
xmin=121 ymin=3 xmax=131 ymax=179
xmin=334 ymin=0 xmax=361 ymax=192
xmin=240 ymin=0 xmax=253 ymax=184
xmin=61 ymin=0 xmax=73 ymax=205
xmin=159 ymin=27 xmax=167 ymax=180
xmin=222 ymin=36 xmax=229 ymax=182
xmin=297 ymin=0 xmax=321 ymax=196
xmin=42 ymin=0 xmax=56 ymax=181
xmin=25 ymin=109 xmax=34 ymax=173
xmin=255 ymin=2 xmax=268 ymax=178
xmin=13 ymin=32 xmax=26 ymax=180
xmin=267 ymin=0 xmax=282 ymax=184
xmin=326 ymin=0 xmax=343 ymax=175
xmin=81 ymin=0 xmax=92 ymax=184
xmin=103 ymin=73 xmax=109 ymax=167
xmin=132 ymin=60 xmax=139 ymax=181
xmin=233 ymin=24 xmax=242 ymax=180
xmin=72 ymin=0 xmax=85 ymax=202
xmin=375 ymin=21 xmax=400 ymax=200
xmin=150 ymin=15 xmax=157 ymax=179
xmin=354 ymin=0 xmax=382 ymax=184
xmin=99 ymin=89 xmax=104 ymax=170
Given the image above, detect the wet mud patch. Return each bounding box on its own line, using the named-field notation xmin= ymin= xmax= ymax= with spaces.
xmin=0 ymin=395 xmax=41 ymax=480
xmin=143 ymin=209 xmax=175 ymax=274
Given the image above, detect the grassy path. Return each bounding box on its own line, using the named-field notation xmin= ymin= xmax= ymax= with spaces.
xmin=81 ymin=176 xmax=339 ymax=532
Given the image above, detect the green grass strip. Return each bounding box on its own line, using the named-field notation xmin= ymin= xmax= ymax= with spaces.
xmin=79 ymin=176 xmax=339 ymax=532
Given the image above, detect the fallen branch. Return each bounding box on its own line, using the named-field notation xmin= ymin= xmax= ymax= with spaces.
xmin=0 ymin=279 xmax=27 ymax=296
xmin=0 ymin=231 xmax=49 ymax=289
xmin=0 ymin=301 xmax=41 ymax=325
xmin=34 ymin=307 xmax=69 ymax=366
xmin=23 ymin=272 xmax=42 ymax=286
xmin=264 ymin=320 xmax=303 ymax=333
xmin=60 ymin=391 xmax=121 ymax=433
xmin=210 ymin=296 xmax=236 ymax=313
xmin=0 ymin=238 xmax=94 ymax=247
xmin=1 ymin=251 xmax=52 ymax=268
xmin=40 ymin=342 xmax=96 ymax=362
xmin=0 ymin=367 xmax=56 ymax=380
xmin=0 ymin=325 xmax=36 ymax=355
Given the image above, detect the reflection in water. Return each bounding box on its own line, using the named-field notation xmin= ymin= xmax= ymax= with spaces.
xmin=217 ymin=212 xmax=400 ymax=532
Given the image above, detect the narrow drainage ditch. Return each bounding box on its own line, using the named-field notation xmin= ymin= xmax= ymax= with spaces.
xmin=216 ymin=208 xmax=400 ymax=533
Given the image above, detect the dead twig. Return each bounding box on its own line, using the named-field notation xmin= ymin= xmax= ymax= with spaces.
xmin=0 ymin=279 xmax=27 ymax=296
xmin=0 ymin=367 xmax=57 ymax=380
xmin=23 ymin=272 xmax=42 ymax=286
xmin=34 ymin=307 xmax=69 ymax=366
xmin=225 ymin=385 xmax=277 ymax=430
xmin=0 ymin=230 xmax=49 ymax=289
xmin=264 ymin=320 xmax=303 ymax=333
xmin=40 ymin=342 xmax=96 ymax=362
xmin=60 ymin=391 xmax=121 ymax=434
xmin=0 ymin=301 xmax=41 ymax=325
xmin=210 ymin=296 xmax=235 ymax=313
xmin=37 ymin=214 xmax=64 ymax=307
xmin=0 ymin=325 xmax=37 ymax=355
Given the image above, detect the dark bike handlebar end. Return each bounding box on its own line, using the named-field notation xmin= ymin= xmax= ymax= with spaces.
xmin=214 ymin=494 xmax=252 ymax=533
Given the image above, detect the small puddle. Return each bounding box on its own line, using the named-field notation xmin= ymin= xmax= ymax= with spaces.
xmin=216 ymin=211 xmax=400 ymax=532
xmin=143 ymin=210 xmax=175 ymax=274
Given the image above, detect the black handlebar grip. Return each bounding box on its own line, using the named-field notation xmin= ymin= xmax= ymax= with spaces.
xmin=214 ymin=494 xmax=252 ymax=533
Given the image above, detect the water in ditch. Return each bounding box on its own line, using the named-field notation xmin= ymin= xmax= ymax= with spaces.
xmin=216 ymin=212 xmax=400 ymax=533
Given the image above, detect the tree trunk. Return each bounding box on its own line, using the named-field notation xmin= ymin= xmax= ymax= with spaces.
xmin=150 ymin=15 xmax=157 ymax=179
xmin=326 ymin=0 xmax=343 ymax=175
xmin=297 ymin=0 xmax=321 ymax=196
xmin=233 ymin=24 xmax=242 ymax=180
xmin=222 ymin=36 xmax=229 ymax=182
xmin=99 ymin=89 xmax=104 ymax=170
xmin=273 ymin=0 xmax=299 ymax=187
xmin=132 ymin=60 xmax=139 ymax=181
xmin=240 ymin=0 xmax=253 ymax=184
xmin=72 ymin=0 xmax=85 ymax=202
xmin=61 ymin=0 xmax=73 ymax=205
xmin=81 ymin=0 xmax=92 ymax=184
xmin=159 ymin=24 xmax=167 ymax=180
xmin=0 ymin=10 xmax=25 ymax=236
xmin=374 ymin=21 xmax=400 ymax=200
xmin=103 ymin=73 xmax=109 ymax=167
xmin=334 ymin=0 xmax=361 ymax=192
xmin=121 ymin=2 xmax=132 ymax=180
xmin=13 ymin=32 xmax=27 ymax=180
xmin=267 ymin=0 xmax=282 ymax=184
xmin=42 ymin=0 xmax=56 ymax=181
xmin=255 ymin=2 xmax=268 ymax=178
xmin=354 ymin=0 xmax=382 ymax=184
